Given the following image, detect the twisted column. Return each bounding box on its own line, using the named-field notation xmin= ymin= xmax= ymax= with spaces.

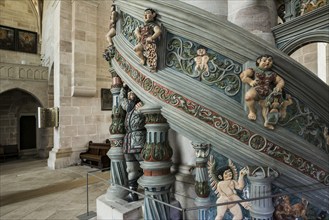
xmin=247 ymin=166 xmax=279 ymax=220
xmin=106 ymin=70 xmax=128 ymax=200
xmin=138 ymin=105 xmax=175 ymax=220
xmin=192 ymin=142 xmax=211 ymax=220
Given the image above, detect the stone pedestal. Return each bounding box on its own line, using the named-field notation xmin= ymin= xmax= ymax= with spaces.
xmin=96 ymin=194 xmax=143 ymax=220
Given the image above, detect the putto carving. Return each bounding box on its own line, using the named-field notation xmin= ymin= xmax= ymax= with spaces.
xmin=166 ymin=36 xmax=242 ymax=98
xmin=134 ymin=8 xmax=162 ymax=72
xmin=240 ymin=54 xmax=292 ymax=130
xmin=115 ymin=51 xmax=329 ymax=185
xmin=208 ymin=155 xmax=250 ymax=220
xmin=194 ymin=47 xmax=209 ymax=75
xmin=105 ymin=5 xmax=118 ymax=47
xmin=274 ymin=195 xmax=308 ymax=220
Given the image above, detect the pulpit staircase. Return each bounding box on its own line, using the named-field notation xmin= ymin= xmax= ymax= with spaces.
xmin=110 ymin=0 xmax=329 ymax=212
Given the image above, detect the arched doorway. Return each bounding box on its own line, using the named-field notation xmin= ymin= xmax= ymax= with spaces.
xmin=0 ymin=89 xmax=43 ymax=159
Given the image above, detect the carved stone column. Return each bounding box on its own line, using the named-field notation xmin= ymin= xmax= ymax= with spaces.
xmin=138 ymin=105 xmax=175 ymax=220
xmin=192 ymin=142 xmax=211 ymax=220
xmin=247 ymin=166 xmax=279 ymax=220
xmin=106 ymin=69 xmax=128 ymax=200
xmin=227 ymin=0 xmax=277 ymax=45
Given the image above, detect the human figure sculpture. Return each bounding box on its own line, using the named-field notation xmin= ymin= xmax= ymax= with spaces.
xmin=134 ymin=8 xmax=162 ymax=72
xmin=119 ymin=85 xmax=146 ymax=202
xmin=105 ymin=5 xmax=118 ymax=46
xmin=240 ymin=54 xmax=288 ymax=130
xmin=208 ymin=155 xmax=251 ymax=220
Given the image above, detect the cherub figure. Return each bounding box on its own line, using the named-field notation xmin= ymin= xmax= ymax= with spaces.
xmin=240 ymin=54 xmax=286 ymax=130
xmin=105 ymin=5 xmax=118 ymax=47
xmin=194 ymin=47 xmax=209 ymax=74
xmin=134 ymin=8 xmax=162 ymax=72
xmin=208 ymin=155 xmax=250 ymax=220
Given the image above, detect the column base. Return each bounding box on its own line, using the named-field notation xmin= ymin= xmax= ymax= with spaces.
xmin=96 ymin=194 xmax=143 ymax=220
xmin=47 ymin=148 xmax=72 ymax=169
xmin=106 ymin=185 xmax=129 ymax=200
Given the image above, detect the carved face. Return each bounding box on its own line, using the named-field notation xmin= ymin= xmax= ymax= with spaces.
xmin=144 ymin=10 xmax=156 ymax=23
xmin=257 ymin=56 xmax=273 ymax=70
xmin=223 ymin=169 xmax=233 ymax=180
xmin=128 ymin=91 xmax=136 ymax=101
xmin=197 ymin=48 xmax=206 ymax=56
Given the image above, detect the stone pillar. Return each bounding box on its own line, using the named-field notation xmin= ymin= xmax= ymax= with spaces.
xmin=192 ymin=142 xmax=211 ymax=220
xmin=71 ymin=0 xmax=98 ymax=97
xmin=180 ymin=0 xmax=228 ymax=19
xmin=106 ymin=70 xmax=129 ymax=200
xmin=248 ymin=166 xmax=279 ymax=220
xmin=227 ymin=0 xmax=277 ymax=45
xmin=138 ymin=105 xmax=175 ymax=220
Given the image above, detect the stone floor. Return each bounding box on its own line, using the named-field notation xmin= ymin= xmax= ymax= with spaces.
xmin=0 ymin=158 xmax=110 ymax=220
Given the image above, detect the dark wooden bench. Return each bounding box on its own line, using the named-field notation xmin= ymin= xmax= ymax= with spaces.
xmin=0 ymin=145 xmax=19 ymax=161
xmin=79 ymin=139 xmax=111 ymax=169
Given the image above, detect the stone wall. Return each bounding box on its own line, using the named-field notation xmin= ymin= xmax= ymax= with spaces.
xmin=0 ymin=0 xmax=41 ymax=65
xmin=43 ymin=0 xmax=113 ymax=168
xmin=0 ymin=62 xmax=51 ymax=157
xmin=290 ymin=43 xmax=318 ymax=74
xmin=0 ymin=0 xmax=113 ymax=165
xmin=290 ymin=43 xmax=329 ymax=85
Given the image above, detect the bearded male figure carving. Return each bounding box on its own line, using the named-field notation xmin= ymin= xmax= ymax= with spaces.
xmin=119 ymin=85 xmax=146 ymax=202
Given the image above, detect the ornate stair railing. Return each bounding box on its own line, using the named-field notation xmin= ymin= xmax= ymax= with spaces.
xmin=110 ymin=0 xmax=329 ymax=210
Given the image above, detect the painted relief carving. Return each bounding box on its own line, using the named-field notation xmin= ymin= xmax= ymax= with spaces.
xmin=119 ymin=84 xmax=146 ymax=202
xmin=104 ymin=5 xmax=118 ymax=65
xmin=279 ymin=97 xmax=329 ymax=153
xmin=105 ymin=5 xmax=118 ymax=47
xmin=194 ymin=47 xmax=209 ymax=75
xmin=208 ymin=155 xmax=250 ymax=220
xmin=166 ymin=36 xmax=242 ymax=98
xmin=240 ymin=54 xmax=292 ymax=130
xmin=274 ymin=195 xmax=308 ymax=220
xmin=134 ymin=8 xmax=162 ymax=72
xmin=122 ymin=13 xmax=143 ymax=45
xmin=114 ymin=51 xmax=329 ymax=185
xmin=300 ymin=0 xmax=326 ymax=15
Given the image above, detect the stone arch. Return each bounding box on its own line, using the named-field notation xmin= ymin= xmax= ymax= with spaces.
xmin=0 ymin=88 xmax=49 ymax=158
xmin=281 ymin=30 xmax=329 ymax=55
xmin=1 ymin=84 xmax=47 ymax=108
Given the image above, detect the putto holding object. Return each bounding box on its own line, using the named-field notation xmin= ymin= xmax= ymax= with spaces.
xmin=240 ymin=54 xmax=292 ymax=129
xmin=208 ymin=155 xmax=251 ymax=220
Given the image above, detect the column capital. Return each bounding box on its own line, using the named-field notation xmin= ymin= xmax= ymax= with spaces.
xmin=192 ymin=142 xmax=210 ymax=158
